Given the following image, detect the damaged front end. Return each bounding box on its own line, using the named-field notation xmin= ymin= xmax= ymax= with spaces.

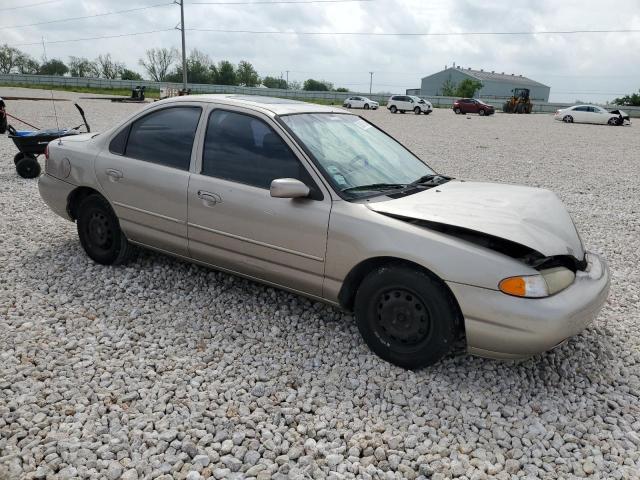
xmin=610 ymin=109 xmax=631 ymax=125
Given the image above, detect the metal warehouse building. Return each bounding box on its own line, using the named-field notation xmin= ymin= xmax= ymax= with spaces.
xmin=420 ymin=66 xmax=550 ymax=101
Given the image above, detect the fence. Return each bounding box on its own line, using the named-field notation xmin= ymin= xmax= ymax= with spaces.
xmin=1 ymin=73 xmax=638 ymax=117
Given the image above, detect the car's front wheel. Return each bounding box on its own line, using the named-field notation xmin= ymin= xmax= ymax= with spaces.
xmin=563 ymin=115 xmax=574 ymax=123
xmin=354 ymin=265 xmax=459 ymax=369
xmin=414 ymin=107 xmax=421 ymax=114
xmin=454 ymin=107 xmax=461 ymax=114
xmin=364 ymin=104 xmax=370 ymax=110
xmin=77 ymin=194 xmax=134 ymax=265
xmin=479 ymin=109 xmax=486 ymax=116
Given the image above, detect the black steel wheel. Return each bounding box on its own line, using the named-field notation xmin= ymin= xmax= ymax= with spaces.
xmin=15 ymin=157 xmax=41 ymax=178
xmin=354 ymin=265 xmax=459 ymax=369
xmin=77 ymin=194 xmax=134 ymax=265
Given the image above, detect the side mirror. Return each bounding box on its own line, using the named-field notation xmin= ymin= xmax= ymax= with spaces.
xmin=270 ymin=178 xmax=310 ymax=199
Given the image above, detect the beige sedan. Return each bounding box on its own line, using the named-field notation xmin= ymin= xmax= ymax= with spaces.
xmin=39 ymin=95 xmax=610 ymax=369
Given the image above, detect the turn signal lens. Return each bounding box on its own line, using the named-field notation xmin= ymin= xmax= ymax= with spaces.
xmin=499 ymin=275 xmax=549 ymax=298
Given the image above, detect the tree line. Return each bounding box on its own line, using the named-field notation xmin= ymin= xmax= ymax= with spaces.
xmin=0 ymin=44 xmax=345 ymax=92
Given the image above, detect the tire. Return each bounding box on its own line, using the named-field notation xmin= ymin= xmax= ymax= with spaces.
xmin=563 ymin=115 xmax=573 ymax=123
xmin=390 ymin=105 xmax=397 ymax=114
xmin=479 ymin=109 xmax=485 ymax=116
xmin=364 ymin=104 xmax=370 ymax=110
xmin=77 ymin=194 xmax=134 ymax=265
xmin=15 ymin=157 xmax=41 ymax=178
xmin=516 ymin=103 xmax=524 ymax=114
xmin=454 ymin=108 xmax=461 ymax=114
xmin=400 ymin=110 xmax=405 ymax=114
xmin=354 ymin=265 xmax=459 ymax=369
xmin=608 ymin=117 xmax=618 ymax=126
xmin=346 ymin=103 xmax=351 ymax=109
xmin=14 ymin=152 xmax=25 ymax=165
xmin=424 ymin=110 xmax=431 ymax=115
xmin=502 ymin=102 xmax=509 ymax=113
xmin=413 ymin=107 xmax=421 ymax=114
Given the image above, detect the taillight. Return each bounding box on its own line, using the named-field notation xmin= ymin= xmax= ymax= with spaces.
xmin=45 ymin=144 xmax=49 ymax=160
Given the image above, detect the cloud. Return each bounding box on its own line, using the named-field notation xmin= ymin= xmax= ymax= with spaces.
xmin=3 ymin=0 xmax=640 ymax=102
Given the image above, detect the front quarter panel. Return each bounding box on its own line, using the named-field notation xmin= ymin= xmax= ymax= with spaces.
xmin=323 ymin=200 xmax=537 ymax=303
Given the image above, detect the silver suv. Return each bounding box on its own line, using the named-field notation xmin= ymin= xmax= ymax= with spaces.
xmin=39 ymin=95 xmax=609 ymax=368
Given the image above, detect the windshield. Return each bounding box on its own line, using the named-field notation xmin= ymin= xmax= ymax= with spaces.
xmin=280 ymin=113 xmax=435 ymax=197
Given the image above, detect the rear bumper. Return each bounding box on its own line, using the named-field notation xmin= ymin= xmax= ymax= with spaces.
xmin=38 ymin=173 xmax=75 ymax=221
xmin=447 ymin=252 xmax=610 ymax=359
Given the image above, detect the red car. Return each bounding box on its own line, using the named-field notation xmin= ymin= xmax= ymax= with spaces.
xmin=453 ymin=98 xmax=495 ymax=116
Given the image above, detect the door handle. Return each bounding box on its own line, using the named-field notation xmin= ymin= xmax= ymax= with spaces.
xmin=105 ymin=168 xmax=123 ymax=181
xmin=197 ymin=190 xmax=222 ymax=205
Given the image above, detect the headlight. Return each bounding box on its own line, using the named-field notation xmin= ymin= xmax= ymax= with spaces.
xmin=499 ymin=267 xmax=575 ymax=298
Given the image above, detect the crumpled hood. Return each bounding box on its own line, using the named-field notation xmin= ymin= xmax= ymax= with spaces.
xmin=368 ymin=180 xmax=584 ymax=258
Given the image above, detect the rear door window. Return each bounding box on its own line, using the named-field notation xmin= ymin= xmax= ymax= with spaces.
xmin=124 ymin=106 xmax=201 ymax=170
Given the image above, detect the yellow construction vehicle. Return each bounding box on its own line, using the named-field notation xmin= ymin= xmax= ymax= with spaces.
xmin=502 ymin=88 xmax=533 ymax=113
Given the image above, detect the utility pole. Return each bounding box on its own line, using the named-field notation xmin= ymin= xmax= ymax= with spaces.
xmin=176 ymin=0 xmax=187 ymax=90
xmin=286 ymin=70 xmax=289 ymax=89
xmin=369 ymin=71 xmax=373 ymax=95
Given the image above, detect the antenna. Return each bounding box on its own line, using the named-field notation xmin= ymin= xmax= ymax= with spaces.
xmin=41 ymin=37 xmax=62 ymax=145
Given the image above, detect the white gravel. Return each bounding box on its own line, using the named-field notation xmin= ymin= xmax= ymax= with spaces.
xmin=1 ymin=87 xmax=639 ymax=480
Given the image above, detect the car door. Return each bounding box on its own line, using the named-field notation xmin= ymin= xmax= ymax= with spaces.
xmin=353 ymin=97 xmax=364 ymax=108
xmin=187 ymin=105 xmax=332 ymax=297
xmin=572 ymin=106 xmax=589 ymax=123
xmin=95 ymin=104 xmax=203 ymax=257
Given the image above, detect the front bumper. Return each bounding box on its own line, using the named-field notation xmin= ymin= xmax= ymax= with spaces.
xmin=447 ymin=252 xmax=610 ymax=359
xmin=38 ymin=173 xmax=76 ymax=221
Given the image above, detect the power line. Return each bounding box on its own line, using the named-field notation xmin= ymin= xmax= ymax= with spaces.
xmin=191 ymin=0 xmax=372 ymax=4
xmin=1 ymin=3 xmax=174 ymax=29
xmin=188 ymin=27 xmax=640 ymax=36
xmin=10 ymin=28 xmax=176 ymax=47
xmin=0 ymin=0 xmax=60 ymax=11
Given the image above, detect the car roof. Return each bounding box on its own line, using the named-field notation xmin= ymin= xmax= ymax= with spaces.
xmin=155 ymin=94 xmax=349 ymax=116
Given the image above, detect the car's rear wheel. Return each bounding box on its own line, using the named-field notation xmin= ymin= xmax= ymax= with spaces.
xmin=77 ymin=194 xmax=134 ymax=265
xmin=563 ymin=115 xmax=573 ymax=123
xmin=390 ymin=105 xmax=397 ymax=113
xmin=354 ymin=265 xmax=459 ymax=369
xmin=15 ymin=156 xmax=41 ymax=178
xmin=364 ymin=104 xmax=370 ymax=110
xmin=454 ymin=107 xmax=461 ymax=114
xmin=413 ymin=107 xmax=421 ymax=114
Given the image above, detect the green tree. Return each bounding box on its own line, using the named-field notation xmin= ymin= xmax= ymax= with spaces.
xmin=16 ymin=54 xmax=39 ymax=74
xmin=334 ymin=87 xmax=349 ymax=92
xmin=262 ymin=76 xmax=287 ymax=89
xmin=121 ymin=69 xmax=143 ymax=81
xmin=39 ymin=59 xmax=68 ymax=76
xmin=165 ymin=49 xmax=213 ymax=84
xmin=68 ymin=56 xmax=98 ymax=77
xmin=455 ymin=79 xmax=483 ymax=98
xmin=236 ymin=60 xmax=260 ymax=87
xmin=440 ymin=78 xmax=456 ymax=96
xmin=0 ymin=44 xmax=21 ymax=73
xmin=303 ymin=79 xmax=333 ymax=91
xmin=613 ymin=90 xmax=640 ymax=106
xmin=211 ymin=60 xmax=237 ymax=85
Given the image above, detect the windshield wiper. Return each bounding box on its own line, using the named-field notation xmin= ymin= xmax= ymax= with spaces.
xmin=341 ymin=183 xmax=408 ymax=193
xmin=409 ymin=174 xmax=452 ymax=186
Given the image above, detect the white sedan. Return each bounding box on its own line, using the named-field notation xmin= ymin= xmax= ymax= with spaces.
xmin=554 ymin=105 xmax=631 ymax=126
xmin=343 ymin=96 xmax=379 ymax=110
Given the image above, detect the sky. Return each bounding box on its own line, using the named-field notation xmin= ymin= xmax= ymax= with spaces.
xmin=3 ymin=0 xmax=640 ymax=103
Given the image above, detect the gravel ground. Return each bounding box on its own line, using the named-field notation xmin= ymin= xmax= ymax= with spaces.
xmin=1 ymin=87 xmax=639 ymax=480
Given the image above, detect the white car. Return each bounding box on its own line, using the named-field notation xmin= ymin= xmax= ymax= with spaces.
xmin=554 ymin=105 xmax=631 ymax=126
xmin=342 ymin=96 xmax=379 ymax=110
xmin=387 ymin=95 xmax=433 ymax=115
